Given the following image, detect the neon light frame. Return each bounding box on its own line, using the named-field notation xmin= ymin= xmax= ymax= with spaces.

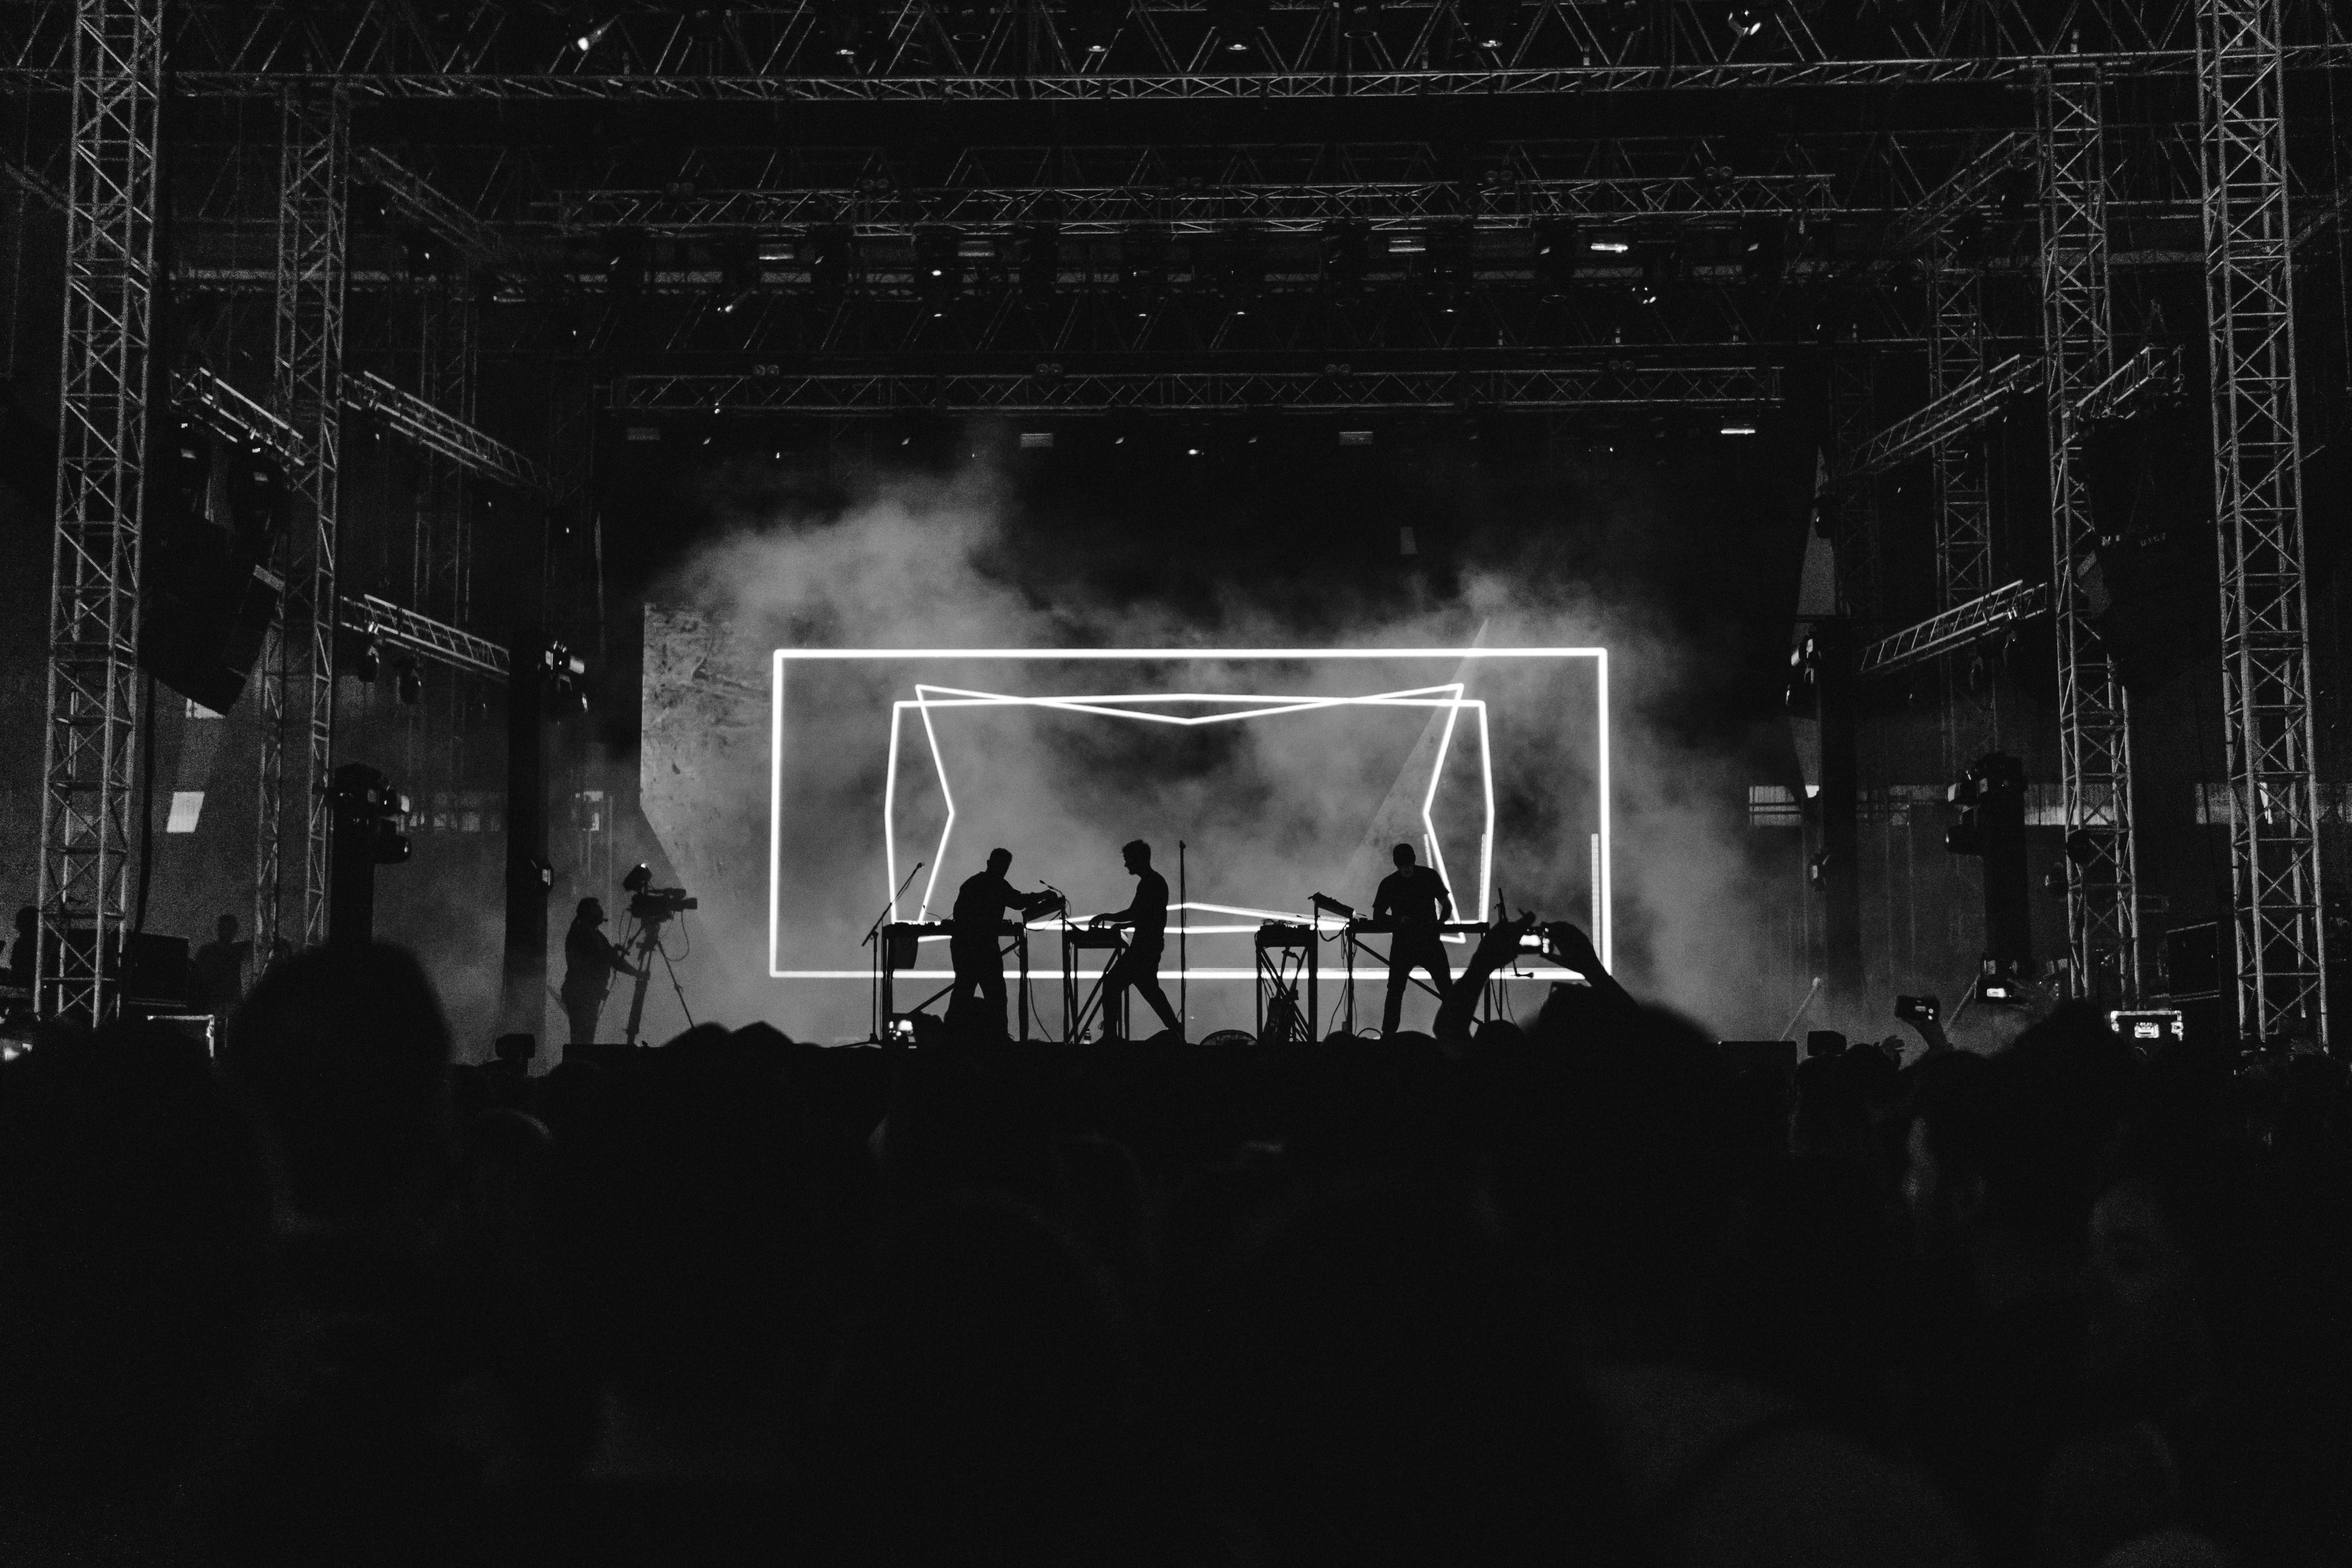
xmin=768 ymin=648 xmax=1611 ymax=980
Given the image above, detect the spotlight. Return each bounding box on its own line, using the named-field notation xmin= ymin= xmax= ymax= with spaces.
xmin=1588 ymin=239 xmax=1630 ymax=254
xmin=1719 ymin=423 xmax=1758 ymax=436
xmin=575 ymin=18 xmax=613 ymax=51
xmin=720 ymin=286 xmax=753 ymax=313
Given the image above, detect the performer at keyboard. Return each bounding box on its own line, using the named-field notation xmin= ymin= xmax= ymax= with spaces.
xmin=1373 ymin=842 xmax=1455 ymax=1036
xmin=1088 ymin=838 xmax=1183 ymax=1042
xmin=947 ymin=848 xmax=1062 ymax=1038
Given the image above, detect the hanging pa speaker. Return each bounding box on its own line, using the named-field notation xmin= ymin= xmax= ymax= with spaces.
xmin=140 ymin=528 xmax=283 ymax=713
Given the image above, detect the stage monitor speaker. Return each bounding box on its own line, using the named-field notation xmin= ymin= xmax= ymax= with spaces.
xmin=140 ymin=528 xmax=282 ymax=714
xmin=119 ymin=932 xmax=192 ymax=1005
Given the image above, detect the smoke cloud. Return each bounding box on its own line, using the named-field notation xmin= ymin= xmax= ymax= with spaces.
xmin=635 ymin=456 xmax=1787 ymax=1042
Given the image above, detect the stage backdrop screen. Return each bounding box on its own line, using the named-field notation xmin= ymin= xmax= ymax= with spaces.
xmin=765 ymin=648 xmax=1609 ymax=1040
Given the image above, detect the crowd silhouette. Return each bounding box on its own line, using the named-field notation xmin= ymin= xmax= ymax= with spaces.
xmin=1 ymin=917 xmax=2347 ymax=1568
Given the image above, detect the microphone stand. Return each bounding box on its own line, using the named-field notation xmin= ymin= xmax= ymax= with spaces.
xmin=863 ymin=861 xmax=924 ymax=1044
xmin=1178 ymin=840 xmax=1187 ymax=1040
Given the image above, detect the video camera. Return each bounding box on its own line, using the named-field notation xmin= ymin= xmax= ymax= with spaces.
xmin=622 ymin=862 xmax=697 ymax=922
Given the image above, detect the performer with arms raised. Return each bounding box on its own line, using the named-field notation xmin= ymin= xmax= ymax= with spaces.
xmin=1374 ymin=842 xmax=1454 ymax=1035
xmin=1090 ymin=839 xmax=1183 ymax=1042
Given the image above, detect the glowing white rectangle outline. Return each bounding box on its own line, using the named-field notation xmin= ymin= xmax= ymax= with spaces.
xmin=769 ymin=648 xmax=1610 ymax=979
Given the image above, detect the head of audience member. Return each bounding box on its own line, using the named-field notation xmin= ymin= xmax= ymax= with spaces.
xmin=1181 ymin=1181 xmax=1639 ymax=1568
xmin=216 ymin=912 xmax=239 ymax=945
xmin=1500 ymin=1005 xmax=1735 ymax=1357
xmin=1904 ymin=1016 xmax=2120 ymax=1307
xmin=0 ymin=1022 xmax=267 ymax=1495
xmin=577 ymin=1028 xmax=826 ymax=1441
xmin=221 ymin=942 xmax=454 ymax=1230
xmin=816 ymin=1195 xmax=1140 ymax=1563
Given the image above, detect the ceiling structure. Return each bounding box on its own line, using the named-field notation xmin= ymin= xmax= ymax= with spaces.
xmin=10 ymin=0 xmax=2347 ymax=1045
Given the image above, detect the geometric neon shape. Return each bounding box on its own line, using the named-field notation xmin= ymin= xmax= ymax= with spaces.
xmin=770 ymin=648 xmax=1610 ymax=979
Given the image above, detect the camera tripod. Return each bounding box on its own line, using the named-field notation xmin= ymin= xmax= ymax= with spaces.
xmin=619 ymin=904 xmax=695 ymax=1045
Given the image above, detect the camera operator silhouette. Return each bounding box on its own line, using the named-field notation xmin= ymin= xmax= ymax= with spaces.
xmin=561 ymin=897 xmax=643 ymax=1047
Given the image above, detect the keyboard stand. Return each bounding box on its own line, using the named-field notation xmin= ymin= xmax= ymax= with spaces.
xmin=1061 ymin=925 xmax=1129 ymax=1043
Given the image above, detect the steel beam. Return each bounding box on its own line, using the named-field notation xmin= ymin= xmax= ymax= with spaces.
xmin=2201 ymin=0 xmax=2327 ymax=1043
xmin=408 ymin=283 xmax=476 ymax=626
xmin=606 ymin=361 xmax=1780 ymax=414
xmin=1859 ymin=579 xmax=2050 ymax=680
xmin=549 ymin=171 xmax=1840 ymax=236
xmin=36 ymin=0 xmax=160 ymax=1024
xmin=256 ymin=82 xmax=348 ymax=957
xmin=345 ymin=368 xmax=550 ymax=497
xmin=171 ymin=363 xmax=301 ymax=465
xmin=2040 ymin=63 xmax=2140 ymax=1007
xmin=4 ymin=0 xmax=2328 ymax=99
xmin=351 ymin=145 xmax=517 ymax=269
xmin=1828 ymin=353 xmax=2038 ymax=487
xmin=339 ymin=593 xmax=507 ymax=684
xmin=1928 ymin=232 xmax=1999 ymax=774
xmin=2074 ymin=343 xmax=2183 ymax=425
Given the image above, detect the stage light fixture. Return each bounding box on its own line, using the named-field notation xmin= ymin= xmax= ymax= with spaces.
xmin=1588 ymin=239 xmax=1630 ymax=253
xmin=355 ymin=637 xmax=382 ymax=683
xmin=575 ymin=18 xmax=613 ymax=51
xmin=1065 ymin=0 xmax=1125 ymax=51
xmin=1208 ymin=0 xmax=1270 ymax=46
xmin=1720 ymin=423 xmax=1758 ymax=436
xmin=397 ymin=662 xmax=422 ymax=706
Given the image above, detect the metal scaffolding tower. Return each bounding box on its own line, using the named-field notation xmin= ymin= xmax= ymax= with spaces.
xmin=255 ymin=83 xmax=348 ymax=955
xmin=2039 ymin=64 xmax=2140 ymax=1007
xmin=35 ymin=0 xmax=160 ymax=1023
xmin=1928 ymin=235 xmax=2000 ymax=773
xmin=411 ymin=280 xmax=475 ymax=626
xmin=2200 ymin=0 xmax=2328 ymax=1042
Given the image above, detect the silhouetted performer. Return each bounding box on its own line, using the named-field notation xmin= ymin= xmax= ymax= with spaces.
xmin=193 ymin=912 xmax=254 ymax=1015
xmin=561 ymin=897 xmax=642 ymax=1047
xmin=1090 ymin=839 xmax=1182 ymax=1042
xmin=1374 ymin=842 xmax=1454 ymax=1035
xmin=947 ymin=848 xmax=1060 ymax=1038
xmin=6 ymin=905 xmax=33 ymax=991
